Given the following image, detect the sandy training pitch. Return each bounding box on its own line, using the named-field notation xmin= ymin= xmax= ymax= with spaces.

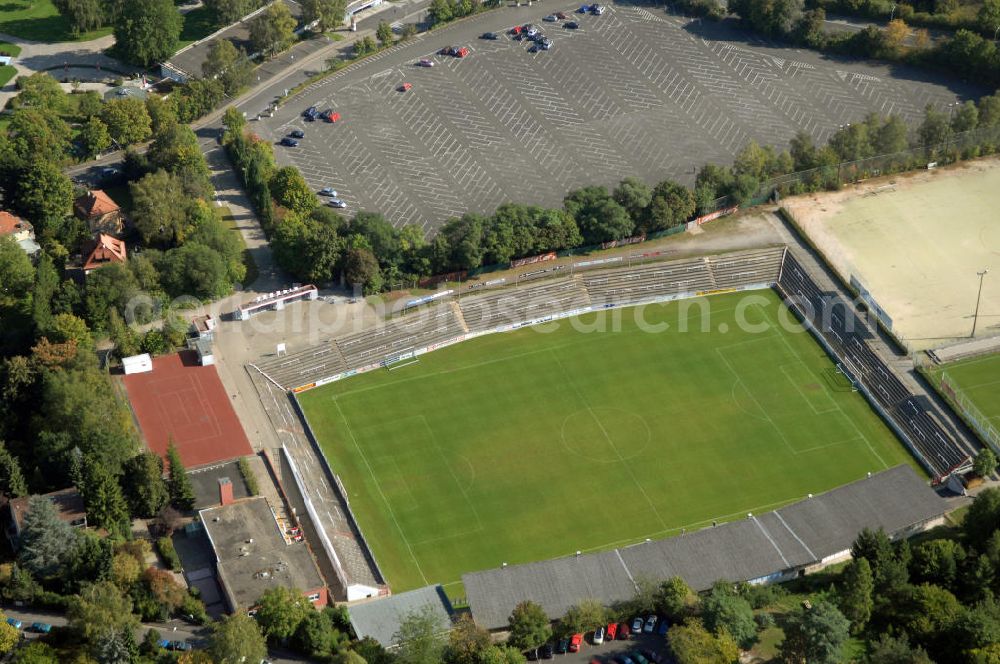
xmin=786 ymin=159 xmax=1000 ymax=350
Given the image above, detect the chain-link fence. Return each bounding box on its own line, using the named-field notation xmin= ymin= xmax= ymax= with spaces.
xmin=939 ymin=370 xmax=1000 ymax=454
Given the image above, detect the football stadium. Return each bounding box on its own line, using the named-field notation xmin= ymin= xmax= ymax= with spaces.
xmin=253 ymin=247 xmax=972 ymax=596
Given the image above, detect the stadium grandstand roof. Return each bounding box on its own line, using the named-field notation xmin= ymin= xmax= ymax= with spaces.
xmin=348 ymin=585 xmax=453 ymax=648
xmin=463 ymin=465 xmax=944 ymax=630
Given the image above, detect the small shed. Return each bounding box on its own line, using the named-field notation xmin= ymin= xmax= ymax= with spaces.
xmin=122 ymin=353 xmax=153 ymax=375
xmin=195 ymin=337 xmax=215 ymax=366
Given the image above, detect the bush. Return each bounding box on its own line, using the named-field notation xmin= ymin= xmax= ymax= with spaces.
xmin=156 ymin=536 xmax=182 ymax=572
xmin=181 ymin=592 xmax=209 ymax=624
xmin=238 ymin=456 xmax=259 ymax=496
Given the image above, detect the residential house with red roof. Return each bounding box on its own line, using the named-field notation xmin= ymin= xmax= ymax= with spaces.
xmin=74 ymin=190 xmax=125 ymax=236
xmin=84 ymin=233 xmax=127 ymax=274
xmin=0 ymin=210 xmax=40 ymax=257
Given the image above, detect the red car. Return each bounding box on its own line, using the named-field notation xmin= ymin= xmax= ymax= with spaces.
xmin=617 ymin=622 xmax=630 ymax=640
xmin=568 ymin=634 xmax=583 ymax=653
xmin=556 ymin=11 xmax=569 ymax=18
xmin=321 ymin=110 xmax=341 ymax=123
xmin=399 ymin=82 xmax=412 ymax=92
xmin=510 ymin=25 xmax=523 ymax=35
xmin=606 ymin=622 xmax=618 ymax=641
xmin=455 ymin=46 xmax=470 ymax=57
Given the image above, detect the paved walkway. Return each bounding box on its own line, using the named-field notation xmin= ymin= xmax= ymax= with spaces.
xmin=0 ymin=31 xmax=137 ymax=107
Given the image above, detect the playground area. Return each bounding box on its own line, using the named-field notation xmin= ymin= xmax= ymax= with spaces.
xmin=785 ymin=158 xmax=1000 ymax=351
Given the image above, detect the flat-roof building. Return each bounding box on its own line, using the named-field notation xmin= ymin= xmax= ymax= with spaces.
xmin=201 ymin=496 xmax=328 ymax=612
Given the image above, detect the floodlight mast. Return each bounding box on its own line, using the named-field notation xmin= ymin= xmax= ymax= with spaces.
xmin=972 ymin=269 xmax=989 ymax=338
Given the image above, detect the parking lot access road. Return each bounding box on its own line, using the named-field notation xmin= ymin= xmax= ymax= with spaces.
xmin=257 ymin=1 xmax=977 ymax=235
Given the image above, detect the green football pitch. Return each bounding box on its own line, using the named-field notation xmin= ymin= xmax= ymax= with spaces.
xmin=298 ymin=290 xmax=915 ymax=595
xmin=932 ymin=352 xmax=1000 ymax=441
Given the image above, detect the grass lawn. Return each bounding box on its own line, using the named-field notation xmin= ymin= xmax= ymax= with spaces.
xmin=929 ymin=352 xmax=1000 ymax=446
xmin=0 ymin=41 xmax=22 ymax=56
xmin=0 ymin=65 xmax=15 ymax=87
xmin=178 ymin=6 xmax=218 ymax=49
xmin=0 ymin=0 xmax=111 ymax=42
xmin=218 ymin=206 xmax=259 ymax=286
xmin=299 ymin=290 xmax=914 ymax=595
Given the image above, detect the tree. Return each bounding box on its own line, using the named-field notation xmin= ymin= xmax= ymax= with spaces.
xmin=645 ymin=179 xmax=696 ymax=232
xmin=113 ymin=0 xmax=182 ymax=66
xmin=301 ymin=0 xmax=347 ymax=31
xmin=0 ymin=612 xmax=19 ymax=654
xmin=130 ymin=170 xmax=195 ymax=247
xmin=564 ymin=186 xmax=634 ymax=244
xmin=85 ymin=263 xmax=142 ymax=333
xmin=480 ymin=646 xmax=527 ymax=664
xmin=79 ymin=116 xmax=112 ymax=159
xmin=376 ymin=20 xmax=393 ymax=46
xmin=157 ymin=242 xmax=232 ymax=299
xmin=975 ymin=448 xmax=998 ymax=478
xmin=965 ymin=488 xmax=1000 ymax=548
xmin=166 ymin=440 xmax=196 ymax=510
xmin=8 ymin=109 xmax=72 ymax=165
xmin=293 ymin=609 xmax=344 ymax=658
xmin=19 ymin=494 xmax=80 ymax=577
xmin=354 ymin=35 xmax=377 ymax=56
xmin=107 ymin=307 xmax=141 ymax=358
xmin=778 ymin=599 xmax=849 ymax=664
xmin=256 ymin=586 xmax=312 ymax=642
xmin=69 ymin=581 xmax=139 ymax=642
xmin=507 ymin=601 xmax=551 ymax=652
xmin=656 ymin=576 xmax=697 ymax=623
xmin=666 ymin=619 xmax=739 ymax=664
xmin=612 ymin=177 xmax=652 ymax=223
xmin=852 ymin=528 xmax=896 ymax=584
xmin=839 ymin=557 xmax=874 ymax=633
xmin=873 ymin=115 xmax=910 ymax=154
xmin=111 ymin=550 xmax=141 ymax=588
xmin=701 ymin=584 xmax=757 ymax=650
xmin=344 ymin=247 xmax=383 ymax=295
xmin=82 ymin=458 xmax=131 ymax=540
xmin=31 ymin=253 xmax=59 ymax=334
xmin=250 ymin=1 xmax=297 ymax=56
xmin=210 ymin=612 xmax=267 ymax=664
xmin=222 ymin=106 xmax=247 ymax=137
xmin=560 ymin=599 xmax=606 ymax=636
xmin=446 ymin=615 xmax=491 ymax=664
xmin=883 ymin=19 xmax=909 ymax=53
xmin=395 ymin=606 xmax=447 ymax=664
xmin=270 ymin=166 xmax=317 ymax=213
xmin=12 ymin=73 xmax=68 ymax=113
xmin=978 ymin=0 xmax=1000 ymax=35
xmin=15 ymin=161 xmax=73 ymax=238
xmin=143 ymin=566 xmax=187 ymax=611
xmin=865 ymin=634 xmax=933 ymax=664
xmin=0 ymin=442 xmax=27 ymax=498
xmin=12 ymin=641 xmax=59 ymax=663
xmin=952 ymin=100 xmax=980 ymax=133
xmin=53 ymin=0 xmax=105 ymax=33
xmin=122 ymin=451 xmax=168 ymax=518
xmin=202 ymin=39 xmax=253 ymax=95
xmin=101 ymin=98 xmax=153 ymax=146
xmin=0 ymin=236 xmax=34 ymax=306
xmin=205 ymin=0 xmax=252 ymax=25
xmin=428 ymin=0 xmax=453 ymax=24
xmin=917 ymin=104 xmax=953 ymax=148
xmin=911 ymin=538 xmax=965 ymax=588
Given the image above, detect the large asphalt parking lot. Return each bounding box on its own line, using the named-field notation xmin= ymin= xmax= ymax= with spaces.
xmin=258 ymin=0 xmax=978 ymax=234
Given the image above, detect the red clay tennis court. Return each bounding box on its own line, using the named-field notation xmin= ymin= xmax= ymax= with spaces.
xmin=123 ymin=351 xmax=252 ymax=468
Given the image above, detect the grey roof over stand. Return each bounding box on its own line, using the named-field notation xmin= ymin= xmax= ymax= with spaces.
xmin=348 ymin=585 xmax=453 ymax=648
xmin=464 ymin=465 xmax=945 ymax=630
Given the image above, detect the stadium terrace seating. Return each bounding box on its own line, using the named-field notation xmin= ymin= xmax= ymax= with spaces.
xmin=255 ymin=341 xmax=348 ymax=390
xmin=458 ymin=279 xmax=592 ymax=334
xmin=706 ymin=247 xmax=785 ymax=289
xmin=776 ymin=252 xmax=968 ymax=479
xmin=582 ymin=257 xmax=714 ymax=307
xmin=336 ymin=305 xmax=466 ymax=369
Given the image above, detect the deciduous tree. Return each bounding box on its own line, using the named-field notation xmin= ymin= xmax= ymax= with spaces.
xmin=778 ymin=599 xmax=849 ymax=664
xmin=69 ymin=581 xmax=138 ymax=643
xmin=666 ymin=619 xmax=739 ymax=664
xmin=209 ymin=612 xmax=267 ymax=664
xmin=79 ymin=116 xmax=112 ymax=159
xmin=507 ymin=601 xmax=551 ymax=652
xmin=0 ymin=236 xmax=34 ymax=306
xmin=113 ymin=0 xmax=182 ymax=66
xmin=395 ymin=606 xmax=447 ymax=664
xmin=101 ymin=98 xmax=153 ymax=146
xmin=974 ymin=448 xmax=998 ymax=478
xmin=249 ymin=1 xmax=297 ymax=56
xmin=256 ymin=586 xmax=312 ymax=642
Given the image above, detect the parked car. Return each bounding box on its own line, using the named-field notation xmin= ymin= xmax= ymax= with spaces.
xmin=30 ymin=623 xmax=51 ymax=633
xmin=540 ymin=643 xmax=554 ymax=659
xmin=510 ymin=25 xmax=523 ymax=35
xmin=543 ymin=14 xmax=557 ymax=21
xmin=417 ymin=58 xmax=435 ymax=66
xmin=569 ymin=634 xmax=583 ymax=653
xmin=643 ymin=615 xmax=657 ymax=633
xmin=319 ymin=187 xmax=338 ymax=197
xmin=290 ymin=129 xmax=305 ymax=138
xmin=631 ymin=652 xmax=649 ymax=664
xmin=525 ymin=25 xmax=539 ymax=37
xmin=101 ymin=167 xmax=120 ymax=178
xmin=642 ymin=650 xmax=662 ymax=663
xmin=616 ymin=657 xmax=635 ymax=664
xmin=303 ymin=106 xmax=317 ymax=118
xmin=591 ymin=4 xmax=606 ymax=13
xmin=279 ymin=138 xmax=299 ymax=147
xmin=578 ymin=4 xmax=589 ymax=12
xmin=656 ymin=618 xmax=669 ymax=636
xmin=159 ymin=639 xmax=172 ymax=650
xmin=593 ymin=626 xmax=604 ymax=644
xmin=618 ymin=622 xmax=631 ymax=639
xmin=322 ymin=110 xmax=341 ymax=123
xmin=564 ymin=21 xmax=579 ymax=29
xmin=539 ymin=38 xmax=553 ymax=50
xmin=398 ymin=82 xmax=413 ymax=92
xmin=556 ymin=11 xmax=569 ymax=18
xmin=5 ymin=618 xmax=21 ymax=629
xmin=439 ymin=45 xmax=457 ymax=55
xmin=171 ymin=641 xmax=191 ymax=652
xmin=328 ymin=198 xmax=347 ymax=208
xmin=556 ymin=637 xmax=569 ymax=654
xmin=481 ymin=31 xmax=499 ymax=39
xmin=606 ymin=622 xmax=618 ymax=641
xmin=631 ymin=617 xmax=643 ymax=633
xmin=455 ymin=46 xmax=470 ymax=57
